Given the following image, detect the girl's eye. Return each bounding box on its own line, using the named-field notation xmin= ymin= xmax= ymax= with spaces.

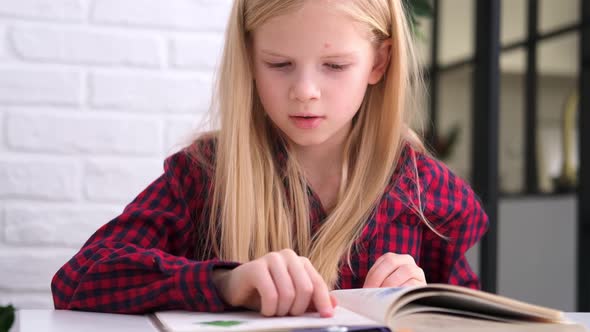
xmin=267 ymin=62 xmax=291 ymax=69
xmin=325 ymin=63 xmax=347 ymax=71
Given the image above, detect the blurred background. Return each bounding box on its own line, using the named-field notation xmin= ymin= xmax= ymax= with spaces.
xmin=0 ymin=0 xmax=588 ymax=312
xmin=413 ymin=0 xmax=589 ymax=313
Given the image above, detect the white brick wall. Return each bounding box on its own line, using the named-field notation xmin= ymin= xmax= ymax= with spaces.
xmin=90 ymin=71 xmax=213 ymax=112
xmin=0 ymin=0 xmax=86 ymax=21
xmin=0 ymin=157 xmax=81 ymax=200
xmin=91 ymin=0 xmax=231 ymax=31
xmin=0 ymin=0 xmax=230 ymax=309
xmin=0 ymin=69 xmax=82 ymax=105
xmin=0 ymin=26 xmax=6 ymax=60
xmin=10 ymin=26 xmax=164 ymax=67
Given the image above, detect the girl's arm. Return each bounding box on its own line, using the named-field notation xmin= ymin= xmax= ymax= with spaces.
xmin=51 ymin=151 xmax=239 ymax=313
xmin=417 ymin=155 xmax=490 ymax=289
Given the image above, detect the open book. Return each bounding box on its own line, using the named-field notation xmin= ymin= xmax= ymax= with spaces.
xmin=151 ymin=284 xmax=586 ymax=332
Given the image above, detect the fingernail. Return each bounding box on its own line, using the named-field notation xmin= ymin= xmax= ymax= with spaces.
xmin=330 ymin=296 xmax=338 ymax=308
xmin=320 ymin=310 xmax=334 ymax=318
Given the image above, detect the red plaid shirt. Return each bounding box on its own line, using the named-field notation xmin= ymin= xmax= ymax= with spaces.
xmin=51 ymin=139 xmax=488 ymax=313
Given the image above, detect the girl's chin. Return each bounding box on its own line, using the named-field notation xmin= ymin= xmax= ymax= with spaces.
xmin=286 ymin=136 xmax=331 ymax=149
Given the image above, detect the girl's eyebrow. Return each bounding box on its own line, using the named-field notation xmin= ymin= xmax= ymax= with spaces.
xmin=260 ymin=49 xmax=358 ymax=59
xmin=321 ymin=52 xmax=358 ymax=60
xmin=260 ymin=49 xmax=289 ymax=58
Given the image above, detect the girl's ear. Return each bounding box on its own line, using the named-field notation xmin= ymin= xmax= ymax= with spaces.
xmin=368 ymin=39 xmax=392 ymax=85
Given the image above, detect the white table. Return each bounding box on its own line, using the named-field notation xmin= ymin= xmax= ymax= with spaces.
xmin=14 ymin=310 xmax=158 ymax=332
xmin=12 ymin=310 xmax=590 ymax=332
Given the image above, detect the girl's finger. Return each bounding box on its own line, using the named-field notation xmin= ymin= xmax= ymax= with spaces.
xmin=252 ymin=263 xmax=280 ymax=317
xmin=363 ymin=256 xmax=387 ymax=288
xmin=380 ymin=264 xmax=423 ymax=287
xmin=286 ymin=256 xmax=314 ymax=316
xmin=330 ymin=293 xmax=338 ymax=308
xmin=399 ymin=277 xmax=426 ymax=287
xmin=303 ymin=259 xmax=334 ymax=317
xmin=307 ymin=293 xmax=338 ymax=313
xmin=363 ymin=253 xmax=415 ymax=288
xmin=266 ymin=253 xmax=296 ymax=316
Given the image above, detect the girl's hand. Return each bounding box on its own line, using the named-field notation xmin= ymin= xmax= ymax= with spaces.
xmin=212 ymin=249 xmax=336 ymax=317
xmin=362 ymin=253 xmax=426 ymax=288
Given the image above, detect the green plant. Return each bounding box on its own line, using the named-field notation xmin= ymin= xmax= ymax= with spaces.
xmin=426 ymin=124 xmax=461 ymax=161
xmin=0 ymin=305 xmax=15 ymax=332
xmin=404 ymin=0 xmax=433 ymax=37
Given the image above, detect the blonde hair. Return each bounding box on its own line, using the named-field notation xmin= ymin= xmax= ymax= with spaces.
xmin=191 ymin=0 xmax=428 ymax=289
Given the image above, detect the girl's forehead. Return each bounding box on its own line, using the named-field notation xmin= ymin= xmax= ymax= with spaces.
xmin=251 ymin=1 xmax=372 ymax=54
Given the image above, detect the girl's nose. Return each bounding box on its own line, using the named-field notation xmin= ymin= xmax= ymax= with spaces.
xmin=289 ymin=74 xmax=321 ymax=103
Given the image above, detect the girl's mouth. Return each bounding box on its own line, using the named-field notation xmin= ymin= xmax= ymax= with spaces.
xmin=289 ymin=115 xmax=324 ymax=129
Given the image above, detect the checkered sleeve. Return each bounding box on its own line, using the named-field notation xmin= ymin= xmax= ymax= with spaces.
xmin=416 ymin=153 xmax=489 ymax=289
xmin=51 ymin=150 xmax=239 ymax=313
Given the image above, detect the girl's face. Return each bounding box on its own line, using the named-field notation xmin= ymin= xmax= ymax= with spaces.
xmin=251 ymin=1 xmax=390 ymax=150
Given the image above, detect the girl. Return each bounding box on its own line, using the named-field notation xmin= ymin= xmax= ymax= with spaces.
xmin=51 ymin=0 xmax=488 ymax=318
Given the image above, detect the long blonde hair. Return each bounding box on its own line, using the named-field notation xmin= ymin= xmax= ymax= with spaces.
xmin=191 ymin=0 xmax=427 ymax=289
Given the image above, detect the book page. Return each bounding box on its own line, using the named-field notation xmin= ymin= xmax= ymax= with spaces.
xmin=395 ymin=291 xmax=560 ymax=321
xmin=330 ymin=285 xmax=584 ymax=331
xmin=385 ymin=285 xmax=564 ymax=323
xmin=330 ymin=287 xmax=416 ymax=323
xmin=403 ymin=284 xmax=563 ymax=320
xmin=390 ymin=312 xmax=587 ymax=332
xmin=153 ymin=306 xmax=379 ymax=332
